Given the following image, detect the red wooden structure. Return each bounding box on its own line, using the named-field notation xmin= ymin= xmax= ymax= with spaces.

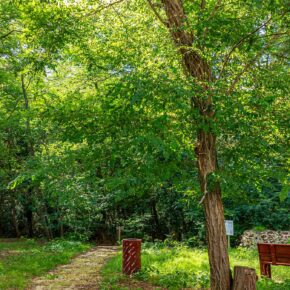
xmin=122 ymin=238 xmax=141 ymax=275
xmin=257 ymin=243 xmax=290 ymax=278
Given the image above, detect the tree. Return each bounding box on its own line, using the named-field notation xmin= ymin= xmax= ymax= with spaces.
xmin=146 ymin=0 xmax=289 ymax=289
xmin=148 ymin=1 xmax=230 ymax=288
xmin=0 ymin=1 xmax=288 ymax=288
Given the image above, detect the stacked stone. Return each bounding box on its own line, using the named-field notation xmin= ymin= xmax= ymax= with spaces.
xmin=240 ymin=230 xmax=290 ymax=248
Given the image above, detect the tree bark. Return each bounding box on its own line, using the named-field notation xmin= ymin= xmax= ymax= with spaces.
xmin=233 ymin=266 xmax=257 ymax=290
xmin=21 ymin=75 xmax=35 ymax=238
xmin=21 ymin=75 xmax=34 ymax=156
xmin=25 ymin=204 xmax=34 ymax=238
xmin=150 ymin=199 xmax=160 ymax=241
xmin=39 ymin=206 xmax=53 ymax=240
xmin=160 ymin=1 xmax=231 ymax=289
xmin=59 ymin=214 xmax=64 ymax=238
xmin=12 ymin=199 xmax=21 ymax=238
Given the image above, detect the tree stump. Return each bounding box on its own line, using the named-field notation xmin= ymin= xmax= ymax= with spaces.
xmin=233 ymin=266 xmax=257 ymax=290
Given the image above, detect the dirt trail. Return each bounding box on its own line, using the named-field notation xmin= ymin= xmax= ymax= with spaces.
xmin=28 ymin=246 xmax=117 ymax=290
xmin=28 ymin=245 xmax=164 ymax=290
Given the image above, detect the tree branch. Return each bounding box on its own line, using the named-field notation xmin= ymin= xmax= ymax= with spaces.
xmin=0 ymin=30 xmax=21 ymax=40
xmin=227 ymin=33 xmax=285 ymax=94
xmin=219 ymin=16 xmax=273 ymax=78
xmin=202 ymin=0 xmax=222 ymax=41
xmin=206 ymin=0 xmax=222 ymax=21
xmin=87 ymin=0 xmax=126 ymax=16
xmin=147 ymin=0 xmax=168 ymax=28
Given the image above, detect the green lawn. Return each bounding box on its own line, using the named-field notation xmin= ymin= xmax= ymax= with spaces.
xmin=0 ymin=239 xmax=91 ymax=289
xmin=101 ymin=244 xmax=290 ymax=290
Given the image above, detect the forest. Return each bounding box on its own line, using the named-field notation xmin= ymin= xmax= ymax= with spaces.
xmin=0 ymin=0 xmax=289 ymax=289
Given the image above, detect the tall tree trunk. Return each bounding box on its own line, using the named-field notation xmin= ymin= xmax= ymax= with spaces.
xmin=21 ymin=75 xmax=34 ymax=156
xmin=150 ymin=199 xmax=159 ymax=241
xmin=160 ymin=1 xmax=231 ymax=289
xmin=39 ymin=206 xmax=52 ymax=240
xmin=26 ymin=203 xmax=34 ymax=238
xmin=21 ymin=75 xmax=35 ymax=238
xmin=12 ymin=199 xmax=21 ymax=238
xmin=59 ymin=213 xmax=64 ymax=238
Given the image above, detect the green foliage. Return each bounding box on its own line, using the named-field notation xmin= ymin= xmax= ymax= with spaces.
xmin=0 ymin=0 xmax=289 ymax=243
xmin=0 ymin=239 xmax=91 ymax=289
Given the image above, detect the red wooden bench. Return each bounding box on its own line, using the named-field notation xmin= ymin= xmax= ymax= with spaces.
xmin=257 ymin=243 xmax=290 ymax=278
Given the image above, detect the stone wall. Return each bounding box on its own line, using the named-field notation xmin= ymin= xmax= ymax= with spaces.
xmin=240 ymin=230 xmax=290 ymax=248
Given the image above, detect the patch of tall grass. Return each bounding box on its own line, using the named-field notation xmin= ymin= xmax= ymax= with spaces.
xmin=102 ymin=243 xmax=290 ymax=290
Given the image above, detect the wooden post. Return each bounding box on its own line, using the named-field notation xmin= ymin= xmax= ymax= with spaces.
xmin=233 ymin=266 xmax=257 ymax=290
xmin=117 ymin=226 xmax=124 ymax=242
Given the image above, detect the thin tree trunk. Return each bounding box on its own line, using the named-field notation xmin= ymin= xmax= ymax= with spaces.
xmin=39 ymin=207 xmax=52 ymax=240
xmin=46 ymin=215 xmax=54 ymax=239
xmin=5 ymin=132 xmax=22 ymax=238
xmin=21 ymin=75 xmax=34 ymax=156
xmin=59 ymin=215 xmax=64 ymax=238
xmin=12 ymin=200 xmax=21 ymax=238
xmin=159 ymin=1 xmax=231 ymax=289
xmin=150 ymin=199 xmax=159 ymax=241
xmin=21 ymin=75 xmax=35 ymax=238
xmin=26 ymin=204 xmax=34 ymax=238
xmin=43 ymin=217 xmax=52 ymax=240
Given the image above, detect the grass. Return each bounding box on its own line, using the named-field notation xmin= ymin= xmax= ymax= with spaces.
xmin=0 ymin=238 xmax=91 ymax=289
xmin=101 ymin=243 xmax=290 ymax=290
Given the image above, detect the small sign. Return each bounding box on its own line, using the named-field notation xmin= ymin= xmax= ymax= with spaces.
xmin=225 ymin=220 xmax=234 ymax=236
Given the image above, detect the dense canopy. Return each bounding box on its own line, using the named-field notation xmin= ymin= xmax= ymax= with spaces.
xmin=0 ymin=2 xmax=289 ymax=287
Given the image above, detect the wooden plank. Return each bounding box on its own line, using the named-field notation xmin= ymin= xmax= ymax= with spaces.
xmin=270 ymin=244 xmax=277 ymax=265
xmin=257 ymin=243 xmax=290 ymax=271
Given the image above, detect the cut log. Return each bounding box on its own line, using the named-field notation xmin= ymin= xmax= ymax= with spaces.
xmin=233 ymin=266 xmax=257 ymax=290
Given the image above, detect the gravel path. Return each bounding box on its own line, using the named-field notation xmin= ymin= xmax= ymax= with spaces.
xmin=28 ymin=246 xmax=117 ymax=290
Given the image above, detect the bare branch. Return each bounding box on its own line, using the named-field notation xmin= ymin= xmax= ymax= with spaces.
xmin=257 ymin=31 xmax=289 ymax=39
xmin=0 ymin=30 xmax=21 ymax=40
xmin=202 ymin=0 xmax=222 ymax=41
xmin=227 ymin=33 xmax=285 ymax=94
xmin=199 ymin=191 xmax=207 ymax=205
xmin=219 ymin=16 xmax=273 ymax=77
xmin=146 ymin=0 xmax=168 ymax=28
xmin=206 ymin=0 xmax=222 ymax=21
xmin=86 ymin=0 xmax=126 ymax=16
